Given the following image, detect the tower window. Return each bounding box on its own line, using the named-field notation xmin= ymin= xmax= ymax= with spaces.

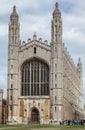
xmin=11 ymin=84 xmax=13 ymax=88
xmin=11 ymin=64 xmax=13 ymax=69
xmin=10 ymin=106 xmax=12 ymax=111
xmin=10 ymin=96 xmax=12 ymax=100
xmin=55 ymin=96 xmax=57 ymax=100
xmin=55 ymin=64 xmax=57 ymax=68
xmin=55 ymin=106 xmax=56 ymax=111
xmin=55 ymin=74 xmax=57 ymax=78
xmin=11 ymin=74 xmax=13 ymax=79
xmin=55 ymin=84 xmax=57 ymax=88
xmin=34 ymin=47 xmax=36 ymax=54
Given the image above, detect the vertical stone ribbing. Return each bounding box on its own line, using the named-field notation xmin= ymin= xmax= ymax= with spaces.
xmin=50 ymin=2 xmax=63 ymax=123
xmin=77 ymin=58 xmax=83 ymax=107
xmin=7 ymin=6 xmax=20 ymax=123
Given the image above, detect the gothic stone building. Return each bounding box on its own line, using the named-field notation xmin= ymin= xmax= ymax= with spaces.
xmin=7 ymin=2 xmax=84 ymax=124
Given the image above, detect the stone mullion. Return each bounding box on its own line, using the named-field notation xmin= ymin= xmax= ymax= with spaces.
xmin=38 ymin=64 xmax=39 ymax=95
xmin=43 ymin=65 xmax=45 ymax=95
xmin=26 ymin=67 xmax=28 ymax=96
xmin=44 ymin=64 xmax=45 ymax=95
xmin=46 ymin=69 xmax=48 ymax=95
xmin=23 ymin=68 xmax=25 ymax=96
xmin=39 ymin=62 xmax=41 ymax=95
xmin=24 ymin=67 xmax=27 ymax=96
xmin=33 ymin=62 xmax=34 ymax=95
xmin=42 ymin=64 xmax=44 ymax=95
xmin=30 ymin=62 xmax=31 ymax=96
xmin=36 ymin=63 xmax=37 ymax=96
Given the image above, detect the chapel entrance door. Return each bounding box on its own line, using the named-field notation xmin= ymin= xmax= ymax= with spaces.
xmin=31 ymin=108 xmax=40 ymax=124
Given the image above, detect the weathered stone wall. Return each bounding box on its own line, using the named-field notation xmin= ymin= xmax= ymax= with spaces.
xmin=18 ymin=98 xmax=50 ymax=124
xmin=63 ymin=50 xmax=83 ymax=120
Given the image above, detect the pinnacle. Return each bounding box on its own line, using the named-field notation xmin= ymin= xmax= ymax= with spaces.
xmin=13 ymin=5 xmax=16 ymax=12
xmin=10 ymin=5 xmax=19 ymax=22
xmin=55 ymin=2 xmax=59 ymax=8
xmin=53 ymin=2 xmax=61 ymax=18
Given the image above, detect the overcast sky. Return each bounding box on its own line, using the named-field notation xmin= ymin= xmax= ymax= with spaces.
xmin=0 ymin=0 xmax=85 ymax=103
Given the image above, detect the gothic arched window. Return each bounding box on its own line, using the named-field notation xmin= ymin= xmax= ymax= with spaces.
xmin=21 ymin=58 xmax=49 ymax=96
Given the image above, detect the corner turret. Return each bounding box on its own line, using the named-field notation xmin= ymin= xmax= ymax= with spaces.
xmin=51 ymin=2 xmax=62 ymax=44
xmin=50 ymin=2 xmax=63 ymax=123
xmin=8 ymin=5 xmax=20 ymax=123
xmin=9 ymin=5 xmax=20 ymax=45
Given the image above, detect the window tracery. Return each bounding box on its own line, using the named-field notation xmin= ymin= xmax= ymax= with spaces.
xmin=21 ymin=59 xmax=49 ymax=96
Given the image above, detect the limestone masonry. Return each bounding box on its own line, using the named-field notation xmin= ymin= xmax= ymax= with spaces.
xmin=7 ymin=2 xmax=84 ymax=124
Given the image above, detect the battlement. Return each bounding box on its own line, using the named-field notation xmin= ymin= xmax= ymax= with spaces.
xmin=63 ymin=43 xmax=78 ymax=74
xmin=19 ymin=34 xmax=50 ymax=51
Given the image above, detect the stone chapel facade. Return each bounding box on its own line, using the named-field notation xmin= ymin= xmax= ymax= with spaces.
xmin=7 ymin=2 xmax=84 ymax=124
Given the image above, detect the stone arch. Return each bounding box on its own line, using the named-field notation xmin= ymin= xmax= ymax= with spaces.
xmin=20 ymin=57 xmax=49 ymax=96
xmin=31 ymin=107 xmax=40 ymax=124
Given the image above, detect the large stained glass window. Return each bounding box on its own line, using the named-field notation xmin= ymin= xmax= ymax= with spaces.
xmin=21 ymin=58 xmax=49 ymax=96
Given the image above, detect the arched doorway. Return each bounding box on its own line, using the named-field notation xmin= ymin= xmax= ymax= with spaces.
xmin=31 ymin=108 xmax=40 ymax=124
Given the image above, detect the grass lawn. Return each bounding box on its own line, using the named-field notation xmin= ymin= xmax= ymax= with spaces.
xmin=0 ymin=125 xmax=85 ymax=130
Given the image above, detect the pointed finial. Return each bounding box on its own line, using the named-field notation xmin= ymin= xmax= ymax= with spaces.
xmin=10 ymin=5 xmax=19 ymax=22
xmin=34 ymin=32 xmax=36 ymax=35
xmin=77 ymin=58 xmax=82 ymax=75
xmin=33 ymin=32 xmax=37 ymax=40
xmin=53 ymin=2 xmax=61 ymax=18
xmin=78 ymin=58 xmax=81 ymax=64
xmin=56 ymin=2 xmax=59 ymax=8
xmin=79 ymin=57 xmax=81 ymax=62
xmin=13 ymin=5 xmax=16 ymax=12
xmin=77 ymin=58 xmax=82 ymax=67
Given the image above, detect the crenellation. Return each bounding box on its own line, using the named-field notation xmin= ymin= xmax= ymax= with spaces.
xmin=19 ymin=37 xmax=50 ymax=52
xmin=63 ymin=45 xmax=78 ymax=74
xmin=39 ymin=38 xmax=42 ymax=42
xmin=44 ymin=40 xmax=48 ymax=45
xmin=33 ymin=32 xmax=37 ymax=40
xmin=27 ymin=38 xmax=31 ymax=43
xmin=22 ymin=41 xmax=25 ymax=45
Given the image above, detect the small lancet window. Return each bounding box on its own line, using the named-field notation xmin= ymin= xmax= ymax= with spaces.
xmin=55 ymin=96 xmax=57 ymax=100
xmin=34 ymin=47 xmax=36 ymax=54
xmin=55 ymin=106 xmax=56 ymax=111
xmin=10 ymin=96 xmax=12 ymax=100
xmin=11 ymin=64 xmax=13 ymax=69
xmin=11 ymin=84 xmax=13 ymax=88
xmin=10 ymin=106 xmax=12 ymax=111
xmin=11 ymin=74 xmax=13 ymax=79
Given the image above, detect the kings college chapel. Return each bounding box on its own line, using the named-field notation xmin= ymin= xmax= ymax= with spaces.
xmin=7 ymin=2 xmax=84 ymax=124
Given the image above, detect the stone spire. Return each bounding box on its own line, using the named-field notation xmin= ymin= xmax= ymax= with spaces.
xmin=9 ymin=5 xmax=20 ymax=45
xmin=10 ymin=5 xmax=19 ymax=22
xmin=51 ymin=2 xmax=62 ymax=44
xmin=53 ymin=2 xmax=61 ymax=18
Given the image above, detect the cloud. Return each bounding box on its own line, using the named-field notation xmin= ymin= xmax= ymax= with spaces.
xmin=20 ymin=12 xmax=51 ymax=42
xmin=0 ymin=25 xmax=8 ymax=36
